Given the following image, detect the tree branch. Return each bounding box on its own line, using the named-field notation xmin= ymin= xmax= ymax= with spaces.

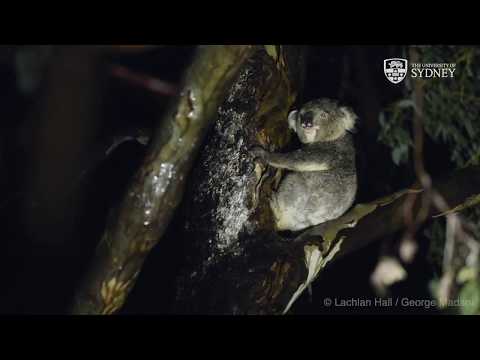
xmin=71 ymin=45 xmax=255 ymax=314
xmin=271 ymin=165 xmax=480 ymax=314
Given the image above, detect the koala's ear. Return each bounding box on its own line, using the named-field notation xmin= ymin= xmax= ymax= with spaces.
xmin=287 ymin=110 xmax=298 ymax=131
xmin=339 ymin=107 xmax=358 ymax=133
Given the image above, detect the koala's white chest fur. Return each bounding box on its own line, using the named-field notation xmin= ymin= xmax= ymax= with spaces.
xmin=303 ymin=128 xmax=318 ymax=143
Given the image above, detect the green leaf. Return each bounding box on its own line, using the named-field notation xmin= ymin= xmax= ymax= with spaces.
xmin=264 ymin=45 xmax=278 ymax=61
xmin=458 ymin=280 xmax=480 ymax=315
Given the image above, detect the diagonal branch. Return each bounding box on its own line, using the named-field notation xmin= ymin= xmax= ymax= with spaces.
xmin=71 ymin=45 xmax=255 ymax=314
xmin=249 ymin=165 xmax=480 ymax=314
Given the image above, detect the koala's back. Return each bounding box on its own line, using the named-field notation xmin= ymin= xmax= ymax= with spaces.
xmin=271 ymin=134 xmax=357 ymax=232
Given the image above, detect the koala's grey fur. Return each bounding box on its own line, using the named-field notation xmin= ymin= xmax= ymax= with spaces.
xmin=253 ymin=98 xmax=358 ymax=232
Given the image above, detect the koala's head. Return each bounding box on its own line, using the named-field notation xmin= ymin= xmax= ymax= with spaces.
xmin=288 ymin=98 xmax=357 ymax=144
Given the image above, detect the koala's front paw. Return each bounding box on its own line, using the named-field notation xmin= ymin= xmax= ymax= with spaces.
xmin=249 ymin=146 xmax=268 ymax=161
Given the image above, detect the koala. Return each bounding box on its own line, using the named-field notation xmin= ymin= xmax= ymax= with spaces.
xmin=252 ymin=98 xmax=358 ymax=232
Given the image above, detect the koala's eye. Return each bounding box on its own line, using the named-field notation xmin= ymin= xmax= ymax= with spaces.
xmin=300 ymin=111 xmax=314 ymax=128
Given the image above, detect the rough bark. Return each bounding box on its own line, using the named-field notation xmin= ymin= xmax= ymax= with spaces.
xmin=174 ymin=46 xmax=307 ymax=314
xmin=71 ymin=45 xmax=255 ymax=314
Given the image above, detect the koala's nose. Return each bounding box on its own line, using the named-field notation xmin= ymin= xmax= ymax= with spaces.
xmin=301 ymin=112 xmax=313 ymax=128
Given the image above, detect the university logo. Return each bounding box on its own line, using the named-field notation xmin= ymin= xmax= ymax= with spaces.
xmin=384 ymin=58 xmax=408 ymax=84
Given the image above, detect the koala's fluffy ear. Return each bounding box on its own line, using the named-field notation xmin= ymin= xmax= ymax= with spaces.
xmin=339 ymin=107 xmax=358 ymax=133
xmin=288 ymin=110 xmax=298 ymax=131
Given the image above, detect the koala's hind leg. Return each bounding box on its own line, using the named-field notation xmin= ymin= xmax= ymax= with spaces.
xmin=269 ymin=174 xmax=309 ymax=232
xmin=270 ymin=194 xmax=295 ymax=231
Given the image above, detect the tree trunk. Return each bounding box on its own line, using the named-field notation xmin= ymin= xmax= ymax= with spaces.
xmin=174 ymin=46 xmax=307 ymax=314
